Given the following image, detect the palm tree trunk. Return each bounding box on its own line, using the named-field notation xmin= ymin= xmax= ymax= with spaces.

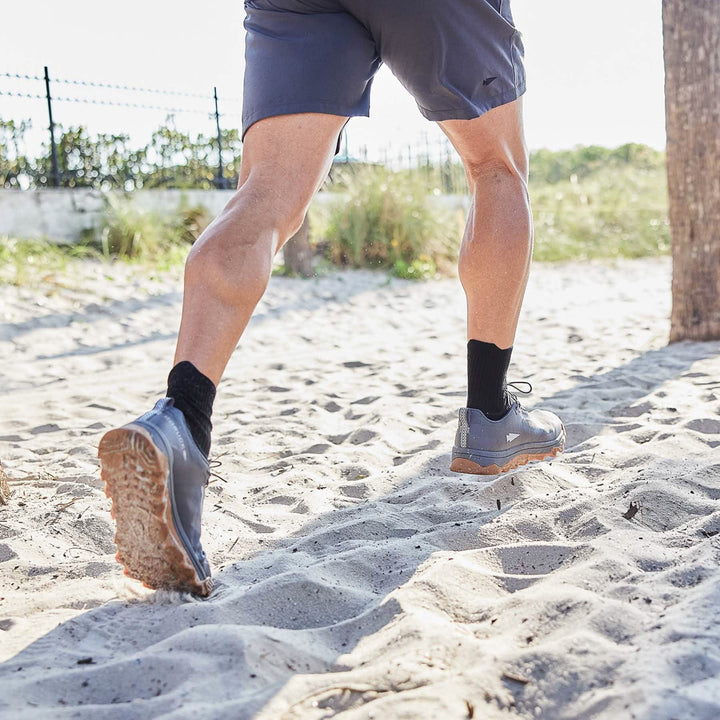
xmin=283 ymin=214 xmax=314 ymax=278
xmin=663 ymin=0 xmax=720 ymax=341
xmin=0 ymin=463 xmax=10 ymax=505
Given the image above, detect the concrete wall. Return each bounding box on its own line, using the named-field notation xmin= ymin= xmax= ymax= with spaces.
xmin=0 ymin=189 xmax=236 ymax=244
xmin=0 ymin=189 xmax=470 ymax=244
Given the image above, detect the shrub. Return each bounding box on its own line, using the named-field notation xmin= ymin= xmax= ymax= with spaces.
xmin=530 ymin=158 xmax=670 ymax=261
xmin=0 ymin=236 xmax=95 ymax=286
xmin=321 ymin=166 xmax=462 ymax=276
xmin=392 ymin=256 xmax=437 ymax=280
xmin=96 ymin=194 xmax=211 ymax=262
xmin=99 ymin=194 xmax=165 ymax=258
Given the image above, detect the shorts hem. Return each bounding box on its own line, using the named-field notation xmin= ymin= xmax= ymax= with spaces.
xmin=416 ymin=84 xmax=526 ymax=122
xmin=242 ymin=102 xmax=368 ymax=140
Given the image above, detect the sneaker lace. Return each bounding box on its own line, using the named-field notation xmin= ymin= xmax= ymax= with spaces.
xmin=208 ymin=451 xmax=229 ymax=484
xmin=507 ymin=380 xmax=533 ymax=405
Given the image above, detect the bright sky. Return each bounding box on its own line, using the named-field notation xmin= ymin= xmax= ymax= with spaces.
xmin=1 ymin=0 xmax=665 ymax=161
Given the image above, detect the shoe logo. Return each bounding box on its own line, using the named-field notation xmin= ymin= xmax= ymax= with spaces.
xmin=506 ymin=432 xmax=519 ymax=444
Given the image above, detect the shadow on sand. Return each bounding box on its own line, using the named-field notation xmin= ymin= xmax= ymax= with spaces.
xmin=0 ymin=338 xmax=717 ymax=718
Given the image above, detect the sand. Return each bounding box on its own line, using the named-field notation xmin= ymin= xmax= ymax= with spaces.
xmin=1 ymin=256 xmax=719 ymax=719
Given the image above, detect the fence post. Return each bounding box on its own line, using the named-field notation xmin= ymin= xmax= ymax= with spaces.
xmin=44 ymin=66 xmax=60 ymax=187
xmin=213 ymin=86 xmax=225 ymax=189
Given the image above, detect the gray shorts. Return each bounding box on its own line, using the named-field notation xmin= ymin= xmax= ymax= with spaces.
xmin=242 ymin=0 xmax=526 ymax=139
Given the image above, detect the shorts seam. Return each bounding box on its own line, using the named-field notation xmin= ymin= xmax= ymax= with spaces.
xmin=509 ymin=29 xmax=519 ymax=88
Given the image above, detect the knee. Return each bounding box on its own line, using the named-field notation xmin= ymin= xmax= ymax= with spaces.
xmin=464 ymin=154 xmax=533 ymax=238
xmin=465 ymin=155 xmax=528 ymax=196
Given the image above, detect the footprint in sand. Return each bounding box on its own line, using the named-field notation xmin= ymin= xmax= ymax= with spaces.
xmin=302 ymin=443 xmax=331 ymax=454
xmin=327 ymin=433 xmax=350 ymax=445
xmin=267 ymin=495 xmax=295 ymax=506
xmin=685 ymin=417 xmax=720 ymax=435
xmin=340 ymin=483 xmax=370 ymax=500
xmin=462 ymin=542 xmax=593 ymax=593
xmin=348 ymin=429 xmax=378 ymax=445
xmin=29 ymin=423 xmax=62 ymax=435
xmin=351 ymin=396 xmax=380 ymax=406
xmin=344 ymin=409 xmax=366 ymax=421
xmin=238 ymin=573 xmax=370 ymax=629
xmin=609 ymin=400 xmax=653 ymax=418
xmin=341 ymin=465 xmax=370 ymax=481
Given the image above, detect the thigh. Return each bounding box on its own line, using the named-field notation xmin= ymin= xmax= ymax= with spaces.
xmin=347 ymin=0 xmax=525 ymax=122
xmin=243 ymin=0 xmax=381 ymax=138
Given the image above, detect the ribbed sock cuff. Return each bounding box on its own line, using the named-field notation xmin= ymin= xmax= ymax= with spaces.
xmin=167 ymin=361 xmax=216 ymax=457
xmin=466 ymin=340 xmax=513 ymax=420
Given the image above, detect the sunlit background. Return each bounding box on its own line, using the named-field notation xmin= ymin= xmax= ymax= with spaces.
xmin=2 ymin=0 xmax=665 ymax=161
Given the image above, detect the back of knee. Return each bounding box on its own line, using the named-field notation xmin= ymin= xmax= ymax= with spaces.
xmin=465 ymin=156 xmax=528 ymax=194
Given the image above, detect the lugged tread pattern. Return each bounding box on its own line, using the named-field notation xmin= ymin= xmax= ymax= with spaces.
xmin=98 ymin=426 xmax=212 ymax=597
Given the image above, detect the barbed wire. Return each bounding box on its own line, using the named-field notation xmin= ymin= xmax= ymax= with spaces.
xmin=1 ymin=72 xmax=43 ymax=82
xmin=0 ymin=89 xmax=246 ymax=118
xmin=52 ymin=76 xmax=213 ymax=99
xmin=1 ymin=70 xmax=242 ymax=104
xmin=54 ymin=96 xmax=211 ymax=114
xmin=0 ymin=90 xmax=45 ymax=100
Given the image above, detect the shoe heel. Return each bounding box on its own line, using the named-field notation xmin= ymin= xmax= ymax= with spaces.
xmin=99 ymin=426 xmax=212 ymax=596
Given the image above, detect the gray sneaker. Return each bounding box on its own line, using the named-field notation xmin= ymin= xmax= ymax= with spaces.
xmin=98 ymin=398 xmax=213 ymax=596
xmin=450 ymin=398 xmax=565 ymax=475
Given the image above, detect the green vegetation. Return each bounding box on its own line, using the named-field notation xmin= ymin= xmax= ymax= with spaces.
xmin=0 ymin=236 xmax=96 ymax=286
xmin=97 ymin=195 xmax=211 ymax=264
xmin=0 ymin=117 xmax=241 ymax=190
xmin=391 ymin=256 xmax=438 ymax=280
xmin=313 ymin=144 xmax=669 ymax=274
xmin=0 ymin=195 xmax=212 ymax=284
xmin=529 ymin=144 xmax=669 ymax=261
xmin=0 ymin=143 xmax=670 ymax=284
xmin=316 ymin=166 xmax=463 ymax=278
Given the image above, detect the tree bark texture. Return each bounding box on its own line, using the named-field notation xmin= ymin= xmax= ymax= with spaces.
xmin=0 ymin=463 xmax=10 ymax=505
xmin=663 ymin=0 xmax=720 ymax=341
xmin=283 ymin=214 xmax=314 ymax=278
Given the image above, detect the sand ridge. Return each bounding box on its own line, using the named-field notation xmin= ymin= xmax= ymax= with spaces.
xmin=1 ymin=257 xmax=719 ymax=718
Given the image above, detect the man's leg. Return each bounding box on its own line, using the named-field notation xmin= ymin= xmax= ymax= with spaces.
xmin=175 ymin=112 xmax=348 ymax=386
xmin=440 ymin=99 xmax=565 ymax=474
xmin=164 ymin=112 xmax=348 ymax=457
xmin=439 ymin=98 xmax=532 ymax=350
xmin=99 ymin=113 xmax=348 ymax=594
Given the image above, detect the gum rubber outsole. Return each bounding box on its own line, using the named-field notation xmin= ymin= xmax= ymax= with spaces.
xmin=450 ymin=427 xmax=566 ymax=476
xmin=450 ymin=443 xmax=564 ymax=475
xmin=98 ymin=426 xmax=212 ymax=597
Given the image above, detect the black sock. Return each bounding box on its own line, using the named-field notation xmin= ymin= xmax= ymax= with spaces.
xmin=166 ymin=361 xmax=216 ymax=457
xmin=466 ymin=340 xmax=512 ymax=420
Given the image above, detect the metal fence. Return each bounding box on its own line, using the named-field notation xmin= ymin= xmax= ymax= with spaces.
xmin=1 ymin=67 xmax=469 ymax=193
xmin=1 ymin=67 xmax=241 ymax=189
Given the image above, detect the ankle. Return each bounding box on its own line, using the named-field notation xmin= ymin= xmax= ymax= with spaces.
xmin=466 ymin=340 xmax=512 ymax=420
xmin=167 ymin=361 xmax=216 ymax=457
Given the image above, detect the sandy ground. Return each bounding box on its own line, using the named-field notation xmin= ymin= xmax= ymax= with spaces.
xmin=0 ymin=256 xmax=719 ymax=719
